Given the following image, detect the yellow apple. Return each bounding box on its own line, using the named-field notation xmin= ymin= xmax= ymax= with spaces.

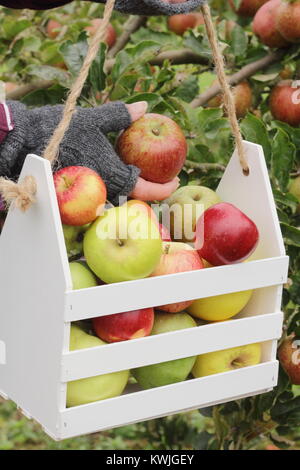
xmin=187 ymin=289 xmax=253 ymax=322
xmin=192 ymin=343 xmax=262 ymax=378
xmin=67 ymin=325 xmax=129 ymax=407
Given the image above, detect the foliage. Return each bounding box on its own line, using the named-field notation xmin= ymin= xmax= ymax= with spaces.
xmin=0 ymin=0 xmax=300 ymax=451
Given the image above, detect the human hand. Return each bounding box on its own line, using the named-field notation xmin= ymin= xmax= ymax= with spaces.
xmin=130 ymin=176 xmax=180 ymax=201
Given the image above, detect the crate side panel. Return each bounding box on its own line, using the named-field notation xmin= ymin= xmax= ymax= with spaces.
xmin=62 ymin=313 xmax=283 ymax=380
xmin=217 ymin=141 xmax=285 ymax=259
xmin=0 ymin=155 xmax=71 ymax=435
xmin=60 ymin=362 xmax=278 ymax=439
xmin=65 ymin=256 xmax=288 ymax=321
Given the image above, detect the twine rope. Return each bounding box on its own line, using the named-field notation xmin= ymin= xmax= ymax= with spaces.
xmin=201 ymin=3 xmax=249 ymax=175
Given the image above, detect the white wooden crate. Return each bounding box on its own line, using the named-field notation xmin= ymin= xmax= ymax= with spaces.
xmin=0 ymin=141 xmax=288 ymax=440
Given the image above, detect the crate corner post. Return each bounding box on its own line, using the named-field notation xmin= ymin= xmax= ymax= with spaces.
xmin=0 ymin=154 xmax=72 ymax=439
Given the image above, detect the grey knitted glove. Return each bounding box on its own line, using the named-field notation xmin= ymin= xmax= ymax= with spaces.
xmin=109 ymin=0 xmax=206 ymax=16
xmin=0 ymin=101 xmax=140 ymax=205
xmin=1 ymin=1 xmax=206 ymax=16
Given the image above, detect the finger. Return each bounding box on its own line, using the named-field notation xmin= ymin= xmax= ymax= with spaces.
xmin=130 ymin=176 xmax=180 ymax=201
xmin=126 ymin=102 xmax=148 ymax=122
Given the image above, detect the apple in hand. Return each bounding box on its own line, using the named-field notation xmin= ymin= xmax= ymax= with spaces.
xmin=83 ymin=205 xmax=162 ymax=284
xmin=270 ymin=81 xmax=300 ymax=127
xmin=278 ymin=335 xmax=300 ymax=385
xmin=133 ymin=312 xmax=197 ymax=389
xmin=117 ymin=114 xmax=187 ymax=184
xmin=167 ymin=13 xmax=204 ymax=35
xmin=69 ymin=261 xmax=98 ymax=290
xmin=93 ymin=307 xmax=154 ymax=343
xmin=165 ymin=185 xmax=221 ymax=243
xmin=196 ymin=202 xmax=259 ymax=266
xmin=85 ymin=19 xmax=117 ymax=48
xmin=67 ymin=325 xmax=129 ymax=407
xmin=63 ymin=224 xmax=90 ymax=260
xmin=192 ymin=343 xmax=262 ymax=378
xmin=151 ymin=242 xmax=204 ymax=313
xmin=54 ymin=166 xmax=107 ymax=226
xmin=187 ymin=289 xmax=253 ymax=322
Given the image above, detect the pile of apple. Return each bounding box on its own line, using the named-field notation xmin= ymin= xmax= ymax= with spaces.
xmin=54 ymin=113 xmax=262 ymax=408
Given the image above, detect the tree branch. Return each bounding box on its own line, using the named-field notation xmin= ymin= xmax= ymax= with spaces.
xmin=107 ymin=15 xmax=147 ymax=59
xmin=191 ymin=49 xmax=287 ymax=108
xmin=7 ymin=80 xmax=54 ymax=100
xmin=185 ymin=160 xmax=226 ymax=171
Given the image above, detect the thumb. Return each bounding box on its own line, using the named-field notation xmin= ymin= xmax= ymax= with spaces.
xmin=126 ymin=101 xmax=148 ymax=123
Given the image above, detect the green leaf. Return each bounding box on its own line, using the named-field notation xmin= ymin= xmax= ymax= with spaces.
xmin=88 ymin=42 xmax=106 ymax=94
xmin=272 ymin=129 xmax=295 ymax=192
xmin=280 ymin=223 xmax=300 ymax=247
xmin=230 ymin=24 xmax=248 ymax=57
xmin=175 ymin=75 xmax=199 ymax=103
xmin=240 ymin=113 xmax=272 ymax=164
xmin=25 ymin=64 xmax=70 ymax=87
xmin=1 ymin=18 xmax=31 ymax=40
xmin=60 ymin=32 xmax=88 ymax=76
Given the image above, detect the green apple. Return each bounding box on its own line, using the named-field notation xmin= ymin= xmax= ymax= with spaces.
xmin=67 ymin=325 xmax=129 ymax=407
xmin=192 ymin=343 xmax=262 ymax=378
xmin=133 ymin=312 xmax=197 ymax=389
xmin=63 ymin=224 xmax=90 ymax=260
xmin=289 ymin=176 xmax=300 ymax=207
xmin=83 ymin=205 xmax=162 ymax=284
xmin=69 ymin=261 xmax=98 ymax=290
xmin=165 ymin=185 xmax=221 ymax=242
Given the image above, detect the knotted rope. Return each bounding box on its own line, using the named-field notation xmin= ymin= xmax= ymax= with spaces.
xmin=0 ymin=1 xmax=249 ymax=212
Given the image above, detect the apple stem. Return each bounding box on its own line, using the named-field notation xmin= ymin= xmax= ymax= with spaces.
xmin=152 ymin=128 xmax=160 ymax=136
xmin=116 ymin=238 xmax=124 ymax=247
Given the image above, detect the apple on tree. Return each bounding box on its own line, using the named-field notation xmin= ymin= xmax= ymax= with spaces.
xmin=195 ymin=202 xmax=259 ymax=266
xmin=83 ymin=204 xmax=162 ymax=284
xmin=85 ymin=18 xmax=117 ymax=48
xmin=229 ymin=0 xmax=269 ymax=17
xmin=192 ymin=343 xmax=262 ymax=378
xmin=252 ymin=0 xmax=289 ymax=48
xmin=165 ymin=185 xmax=220 ymax=243
xmin=92 ymin=307 xmax=154 ymax=343
xmin=275 ymin=0 xmax=300 ymax=43
xmin=151 ymin=242 xmax=204 ymax=313
xmin=167 ymin=13 xmax=204 ymax=35
xmin=278 ymin=335 xmax=300 ymax=385
xmin=67 ymin=325 xmax=129 ymax=407
xmin=117 ymin=114 xmax=187 ymax=184
xmin=54 ymin=166 xmax=107 ymax=226
xmin=270 ymin=81 xmax=300 ymax=127
xmin=133 ymin=312 xmax=197 ymax=389
xmin=208 ymin=81 xmax=253 ymax=119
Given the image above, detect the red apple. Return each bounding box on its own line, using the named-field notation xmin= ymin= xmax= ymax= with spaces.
xmin=270 ymin=80 xmax=300 ymax=127
xmin=159 ymin=223 xmax=172 ymax=241
xmin=167 ymin=13 xmax=204 ymax=35
xmin=278 ymin=335 xmax=300 ymax=385
xmin=54 ymin=166 xmax=107 ymax=226
xmin=46 ymin=19 xmax=62 ymax=39
xmin=276 ymin=0 xmax=300 ymax=43
xmin=208 ymin=81 xmax=253 ymax=119
xmin=151 ymin=242 xmax=204 ymax=312
xmin=92 ymin=307 xmax=154 ymax=343
xmin=85 ymin=19 xmax=117 ymax=48
xmin=229 ymin=0 xmax=269 ymax=17
xmin=117 ymin=114 xmax=187 ymax=184
xmin=253 ymin=0 xmax=289 ymax=48
xmin=195 ymin=202 xmax=259 ymax=266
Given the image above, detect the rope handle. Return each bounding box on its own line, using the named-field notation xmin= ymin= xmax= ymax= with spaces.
xmin=0 ymin=1 xmax=248 ymax=213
